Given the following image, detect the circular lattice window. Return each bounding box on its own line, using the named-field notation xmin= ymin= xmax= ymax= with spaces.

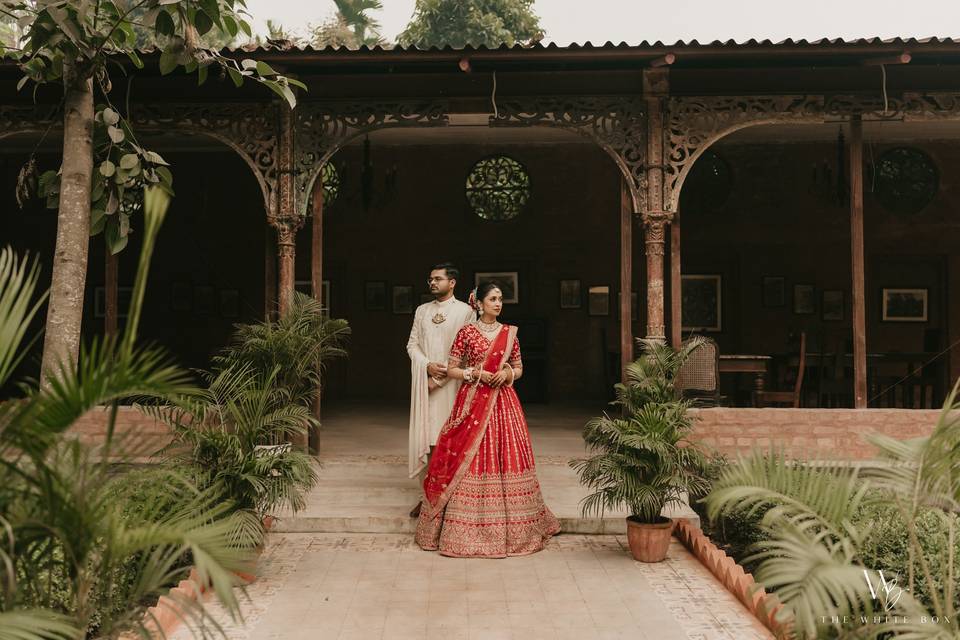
xmin=874 ymin=147 xmax=938 ymax=215
xmin=679 ymin=150 xmax=733 ymax=213
xmin=465 ymin=155 xmax=530 ymax=221
xmin=307 ymin=162 xmax=340 ymax=214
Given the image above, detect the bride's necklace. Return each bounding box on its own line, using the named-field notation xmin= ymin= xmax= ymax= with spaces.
xmin=475 ymin=318 xmax=501 ymax=333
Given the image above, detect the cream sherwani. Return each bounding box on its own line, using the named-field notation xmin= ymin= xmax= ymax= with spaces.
xmin=407 ymin=296 xmax=475 ymax=478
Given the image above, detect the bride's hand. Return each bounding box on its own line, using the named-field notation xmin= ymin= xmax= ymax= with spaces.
xmin=478 ymin=370 xmax=495 ymax=385
xmin=489 ymin=370 xmax=508 ymax=387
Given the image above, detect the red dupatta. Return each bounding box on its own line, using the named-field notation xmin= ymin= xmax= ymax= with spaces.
xmin=422 ymin=324 xmax=517 ymax=517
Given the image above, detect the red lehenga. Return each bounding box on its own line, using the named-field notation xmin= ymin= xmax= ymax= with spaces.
xmin=415 ymin=323 xmax=560 ymax=557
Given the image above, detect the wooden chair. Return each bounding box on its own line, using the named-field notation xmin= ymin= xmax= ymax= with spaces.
xmin=675 ymin=337 xmax=722 ymax=407
xmin=754 ymin=332 xmax=806 ymax=408
xmin=817 ymin=339 xmax=852 ymax=408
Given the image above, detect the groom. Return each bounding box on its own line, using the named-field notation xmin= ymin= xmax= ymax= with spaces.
xmin=406 ymin=262 xmax=475 ymax=517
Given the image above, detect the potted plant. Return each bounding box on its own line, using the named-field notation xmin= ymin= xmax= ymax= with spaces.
xmin=571 ymin=338 xmax=713 ymax=562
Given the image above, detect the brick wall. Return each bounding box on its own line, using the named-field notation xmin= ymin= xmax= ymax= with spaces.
xmin=69 ymin=406 xmax=175 ymax=460
xmin=689 ymin=407 xmax=942 ymax=460
xmin=69 ymin=405 xmax=944 ymax=462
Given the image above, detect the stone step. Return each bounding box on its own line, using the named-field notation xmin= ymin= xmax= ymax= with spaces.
xmin=273 ymin=457 xmax=700 ymax=534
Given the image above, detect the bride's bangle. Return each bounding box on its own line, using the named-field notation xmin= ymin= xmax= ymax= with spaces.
xmin=463 ymin=367 xmax=473 ymax=382
xmin=506 ymin=366 xmax=515 ymax=386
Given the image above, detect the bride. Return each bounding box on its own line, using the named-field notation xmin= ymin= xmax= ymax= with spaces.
xmin=415 ymin=281 xmax=560 ymax=557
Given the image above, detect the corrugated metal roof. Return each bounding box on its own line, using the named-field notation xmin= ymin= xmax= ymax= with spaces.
xmin=217 ymin=36 xmax=960 ymax=54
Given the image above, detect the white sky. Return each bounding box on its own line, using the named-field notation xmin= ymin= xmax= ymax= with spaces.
xmin=242 ymin=0 xmax=960 ymax=45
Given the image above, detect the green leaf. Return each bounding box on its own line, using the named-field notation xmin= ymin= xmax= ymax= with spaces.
xmin=90 ymin=208 xmax=106 ymax=235
xmin=264 ymin=80 xmax=297 ymax=109
xmin=194 ymin=10 xmax=214 ymax=36
xmin=155 ymin=10 xmax=176 ymax=37
xmin=199 ymin=0 xmax=221 ymax=23
xmin=159 ymin=50 xmax=179 ymax=75
xmin=102 ymin=108 xmax=120 ymax=126
xmin=198 ymin=64 xmax=209 ymax=86
xmin=16 ymin=75 xmax=29 ymax=91
xmin=119 ymin=154 xmax=139 ymax=170
xmin=286 ymin=78 xmax=308 ymax=91
xmin=100 ymin=160 xmax=116 ymax=177
xmin=107 ymin=126 xmax=125 ymax=143
xmin=241 ymin=59 xmax=258 ymax=71
xmin=223 ymin=15 xmax=239 ymax=38
xmin=239 ymin=19 xmax=252 ymax=38
xmin=127 ymin=50 xmax=144 ymax=69
xmin=144 ymin=151 xmax=170 ymax=166
xmin=105 ymin=218 xmax=129 ymax=254
xmin=227 ymin=67 xmax=243 ymax=87
xmin=255 ymin=61 xmax=277 ymax=77
xmin=156 ymin=166 xmax=174 ymax=186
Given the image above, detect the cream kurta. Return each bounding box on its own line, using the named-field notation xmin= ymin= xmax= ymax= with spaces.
xmin=407 ymin=296 xmax=475 ymax=478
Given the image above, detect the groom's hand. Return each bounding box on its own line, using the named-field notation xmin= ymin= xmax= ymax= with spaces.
xmin=427 ymin=363 xmax=447 ymax=379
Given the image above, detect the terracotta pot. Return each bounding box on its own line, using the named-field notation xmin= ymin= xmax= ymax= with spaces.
xmin=625 ymin=516 xmax=674 ymax=563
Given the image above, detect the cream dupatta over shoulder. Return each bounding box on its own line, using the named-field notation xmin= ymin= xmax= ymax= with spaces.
xmin=407 ymin=296 xmax=475 ymax=478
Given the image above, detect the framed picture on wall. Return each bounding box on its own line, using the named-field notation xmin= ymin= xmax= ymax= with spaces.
xmin=588 ymin=285 xmax=610 ymax=316
xmin=392 ymin=285 xmax=414 ymax=314
xmin=681 ymin=274 xmax=722 ymax=332
xmin=882 ymin=288 xmax=928 ymax=322
xmin=559 ymin=279 xmax=581 ymax=309
xmin=474 ymin=272 xmax=519 ymax=304
xmin=793 ymin=284 xmax=815 ymax=315
xmin=822 ymin=290 xmax=844 ymax=321
xmin=365 ymin=281 xmax=387 ymax=311
xmin=762 ymin=276 xmax=786 ymax=307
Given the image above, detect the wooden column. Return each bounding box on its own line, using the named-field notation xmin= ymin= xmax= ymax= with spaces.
xmin=849 ymin=116 xmax=868 ymax=408
xmin=309 ymin=171 xmax=324 ymax=455
xmin=643 ymin=68 xmax=671 ymax=341
xmin=105 ymin=250 xmax=118 ymax=337
xmin=264 ymin=228 xmax=277 ymax=321
xmin=275 ymin=104 xmax=300 ymax=319
xmin=670 ymin=219 xmax=682 ymax=348
xmin=619 ymin=179 xmax=633 ymax=380
xmin=643 ymin=215 xmax=669 ymax=340
xmin=311 ymin=174 xmax=324 ymax=306
xmin=276 ymin=221 xmax=298 ymax=315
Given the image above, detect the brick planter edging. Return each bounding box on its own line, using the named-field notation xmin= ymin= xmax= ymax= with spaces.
xmin=673 ymin=518 xmax=793 ymax=639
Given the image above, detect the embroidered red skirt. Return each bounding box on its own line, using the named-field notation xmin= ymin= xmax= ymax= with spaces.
xmin=415 ymin=383 xmax=560 ymax=558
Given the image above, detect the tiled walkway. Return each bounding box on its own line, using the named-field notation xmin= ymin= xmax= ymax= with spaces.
xmin=171 ymin=533 xmax=772 ymax=640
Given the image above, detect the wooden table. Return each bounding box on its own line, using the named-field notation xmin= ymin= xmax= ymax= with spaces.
xmin=719 ymin=354 xmax=772 ymax=392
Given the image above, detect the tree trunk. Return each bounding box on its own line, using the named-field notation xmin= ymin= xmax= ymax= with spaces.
xmin=40 ymin=70 xmax=94 ymax=383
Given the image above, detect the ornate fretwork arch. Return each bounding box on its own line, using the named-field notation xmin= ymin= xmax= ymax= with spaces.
xmin=294 ymin=97 xmax=648 ymax=217
xmin=0 ymin=102 xmax=279 ymax=218
xmin=295 ymin=101 xmax=448 ymax=216
xmin=664 ymin=92 xmax=960 ymax=213
xmin=489 ymin=97 xmax=648 ymax=213
xmin=129 ymin=102 xmax=280 ymax=218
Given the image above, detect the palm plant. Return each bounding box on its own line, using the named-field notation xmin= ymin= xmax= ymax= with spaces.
xmin=156 ymin=363 xmax=319 ymax=524
xmin=571 ymin=338 xmax=713 ymax=524
xmin=707 ymin=385 xmax=960 ymax=639
xmin=0 ymin=187 xmax=257 ymax=639
xmin=213 ymin=292 xmax=350 ymax=412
